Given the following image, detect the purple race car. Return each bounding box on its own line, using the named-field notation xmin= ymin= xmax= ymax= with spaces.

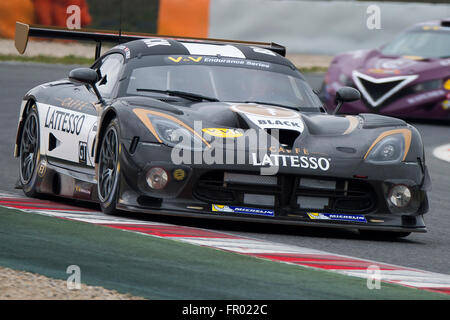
xmin=321 ymin=18 xmax=450 ymax=120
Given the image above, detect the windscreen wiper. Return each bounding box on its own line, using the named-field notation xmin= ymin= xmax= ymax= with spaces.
xmin=136 ymin=88 xmax=220 ymax=102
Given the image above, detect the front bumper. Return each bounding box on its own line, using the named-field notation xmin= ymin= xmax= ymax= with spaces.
xmin=116 ymin=140 xmax=429 ymax=232
xmin=323 ymin=82 xmax=450 ymax=120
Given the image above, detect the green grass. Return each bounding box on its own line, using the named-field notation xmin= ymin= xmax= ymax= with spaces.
xmin=0 ymin=206 xmax=448 ymax=300
xmin=0 ymin=54 xmax=93 ymax=66
xmin=297 ymin=66 xmax=328 ymax=73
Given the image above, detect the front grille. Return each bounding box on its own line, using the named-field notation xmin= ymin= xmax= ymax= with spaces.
xmin=359 ymin=78 xmax=403 ymax=102
xmin=194 ymin=171 xmax=376 ymax=215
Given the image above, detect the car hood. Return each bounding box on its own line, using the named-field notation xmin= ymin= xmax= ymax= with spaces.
xmin=335 ymin=49 xmax=450 ymax=80
xmin=121 ymin=97 xmax=420 ymax=161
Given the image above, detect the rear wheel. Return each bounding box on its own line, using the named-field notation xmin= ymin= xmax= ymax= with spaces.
xmin=359 ymin=230 xmax=411 ymax=239
xmin=97 ymin=119 xmax=121 ymax=215
xmin=19 ymin=106 xmax=40 ymax=197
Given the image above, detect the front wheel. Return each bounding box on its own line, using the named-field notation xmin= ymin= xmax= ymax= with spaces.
xmin=97 ymin=119 xmax=121 ymax=215
xmin=19 ymin=106 xmax=40 ymax=198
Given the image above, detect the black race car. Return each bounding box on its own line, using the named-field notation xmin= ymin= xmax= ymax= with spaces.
xmin=14 ymin=23 xmax=430 ymax=237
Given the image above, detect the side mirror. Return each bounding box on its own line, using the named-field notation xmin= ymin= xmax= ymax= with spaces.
xmin=69 ymin=68 xmax=105 ymax=104
xmin=69 ymin=68 xmax=98 ymax=85
xmin=333 ymin=87 xmax=360 ymax=115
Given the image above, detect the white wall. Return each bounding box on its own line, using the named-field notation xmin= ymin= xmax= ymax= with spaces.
xmin=209 ymin=0 xmax=450 ymax=54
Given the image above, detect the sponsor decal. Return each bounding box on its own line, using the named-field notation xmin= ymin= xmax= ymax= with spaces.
xmin=142 ymin=39 xmax=170 ymax=48
xmin=375 ymin=58 xmax=417 ymax=70
xmin=212 ymin=204 xmax=274 ymax=217
xmin=173 ymin=169 xmax=186 ymax=181
xmin=44 ymin=107 xmax=85 ymax=135
xmin=251 ymin=46 xmax=276 ymax=56
xmin=74 ymin=184 xmax=91 ymax=196
xmin=402 ymin=56 xmax=425 ymax=61
xmin=203 ymin=57 xmax=270 ymax=69
xmin=440 ymin=59 xmax=450 ymax=67
xmin=252 ymin=153 xmax=331 ymax=171
xmin=167 ymin=56 xmax=203 ymax=63
xmin=114 ymin=45 xmax=130 ymax=59
xmin=79 ymin=141 xmax=87 ymax=164
xmin=422 ymin=25 xmax=441 ymax=31
xmin=231 ymin=104 xmax=304 ymax=133
xmin=442 ymin=100 xmax=450 ymax=110
xmin=407 ymin=90 xmax=445 ymax=104
xmin=37 ymin=160 xmax=47 ymax=178
xmin=202 ymin=128 xmax=244 ymax=138
xmin=54 ymin=97 xmax=93 ymax=112
xmin=367 ymin=68 xmax=400 ymax=75
xmin=307 ymin=212 xmax=367 ymax=223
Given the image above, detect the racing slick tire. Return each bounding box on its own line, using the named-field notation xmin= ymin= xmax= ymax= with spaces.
xmin=97 ymin=118 xmax=121 ymax=215
xmin=19 ymin=105 xmax=41 ymax=198
xmin=359 ymin=230 xmax=411 ymax=239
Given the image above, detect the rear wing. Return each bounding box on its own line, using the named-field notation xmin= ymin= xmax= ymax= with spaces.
xmin=15 ymin=22 xmax=286 ymax=60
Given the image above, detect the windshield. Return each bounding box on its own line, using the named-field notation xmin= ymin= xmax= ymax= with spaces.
xmin=124 ymin=61 xmax=321 ymax=110
xmin=381 ymin=30 xmax=450 ymax=59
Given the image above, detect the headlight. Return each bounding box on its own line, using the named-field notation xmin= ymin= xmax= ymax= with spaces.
xmin=133 ymin=108 xmax=207 ymax=150
xmin=365 ymin=132 xmax=410 ymax=164
xmin=152 ymin=118 xmax=204 ymax=150
xmin=146 ymin=167 xmax=168 ymax=189
xmin=388 ymin=185 xmax=411 ymax=208
xmin=339 ymin=73 xmax=353 ymax=86
xmin=410 ymin=79 xmax=442 ymax=93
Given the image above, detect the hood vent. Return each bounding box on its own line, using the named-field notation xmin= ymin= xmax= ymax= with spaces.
xmin=265 ymin=128 xmax=300 ymax=150
xmin=360 ymin=113 xmax=406 ymax=128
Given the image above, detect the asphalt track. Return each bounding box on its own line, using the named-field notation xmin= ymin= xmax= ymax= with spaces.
xmin=3 ymin=206 xmax=447 ymax=299
xmin=0 ymin=62 xmax=448 ymax=276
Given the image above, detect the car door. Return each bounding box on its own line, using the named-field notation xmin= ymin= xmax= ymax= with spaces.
xmin=43 ymin=53 xmax=124 ymax=168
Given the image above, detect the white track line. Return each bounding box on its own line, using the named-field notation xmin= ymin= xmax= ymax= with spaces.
xmin=433 ymin=143 xmax=450 ymax=163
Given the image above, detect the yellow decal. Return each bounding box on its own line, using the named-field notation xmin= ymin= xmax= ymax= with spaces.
xmin=423 ymin=26 xmax=440 ymax=31
xmin=402 ymin=56 xmax=425 ymax=61
xmin=444 ymin=79 xmax=450 ymax=91
xmin=168 ymin=56 xmax=183 ymax=63
xmin=168 ymin=56 xmax=202 ymax=63
xmin=202 ymin=128 xmax=243 ymax=138
xmin=307 ymin=212 xmax=320 ymax=219
xmin=173 ymin=169 xmax=186 ymax=181
xmin=212 ymin=204 xmax=226 ymax=212
xmin=188 ymin=56 xmax=202 ymax=62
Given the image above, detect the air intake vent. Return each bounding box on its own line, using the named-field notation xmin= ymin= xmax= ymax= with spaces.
xmin=265 ymin=129 xmax=300 ymax=150
xmin=359 ymin=78 xmax=403 ymax=101
xmin=352 ymin=71 xmax=418 ymax=107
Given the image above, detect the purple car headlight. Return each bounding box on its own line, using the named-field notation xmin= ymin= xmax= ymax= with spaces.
xmin=410 ymin=79 xmax=443 ymax=93
xmin=338 ymin=73 xmax=353 ymax=86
